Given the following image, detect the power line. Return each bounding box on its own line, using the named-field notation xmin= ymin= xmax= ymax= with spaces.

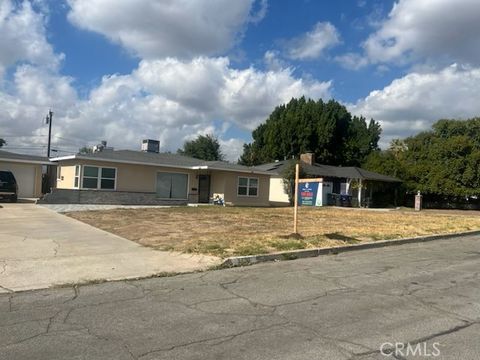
xmin=3 ymin=134 xmax=96 ymax=144
xmin=3 ymin=145 xmax=44 ymax=147
xmin=5 ymin=141 xmax=82 ymax=148
xmin=2 ymin=135 xmax=48 ymax=138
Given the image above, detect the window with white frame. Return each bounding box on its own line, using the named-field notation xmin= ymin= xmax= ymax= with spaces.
xmin=81 ymin=166 xmax=116 ymax=190
xmin=237 ymin=177 xmax=258 ymax=196
xmin=100 ymin=168 xmax=116 ymax=189
xmin=74 ymin=165 xmax=80 ymax=188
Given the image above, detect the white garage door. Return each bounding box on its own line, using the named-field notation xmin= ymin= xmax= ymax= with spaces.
xmin=0 ymin=163 xmax=36 ymax=198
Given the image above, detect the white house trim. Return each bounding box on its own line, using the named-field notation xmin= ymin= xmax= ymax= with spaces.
xmin=50 ymin=155 xmax=271 ymax=175
xmin=0 ymin=157 xmax=56 ymax=165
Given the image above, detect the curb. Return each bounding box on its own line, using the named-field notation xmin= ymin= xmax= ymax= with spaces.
xmin=221 ymin=229 xmax=480 ymax=268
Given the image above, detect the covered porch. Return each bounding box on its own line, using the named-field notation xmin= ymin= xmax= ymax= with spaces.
xmin=300 ymin=163 xmax=401 ymax=208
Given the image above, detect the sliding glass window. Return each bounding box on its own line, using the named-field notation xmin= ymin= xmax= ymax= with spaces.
xmin=156 ymin=172 xmax=188 ymax=199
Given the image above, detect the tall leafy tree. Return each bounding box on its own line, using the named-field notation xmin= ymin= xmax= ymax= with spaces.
xmin=78 ymin=146 xmax=93 ymax=154
xmin=281 ymin=160 xmax=307 ymax=205
xmin=0 ymin=138 xmax=6 ymax=148
xmin=363 ymin=118 xmax=480 ymax=199
xmin=178 ymin=134 xmax=224 ymax=161
xmin=238 ymin=97 xmax=381 ymax=166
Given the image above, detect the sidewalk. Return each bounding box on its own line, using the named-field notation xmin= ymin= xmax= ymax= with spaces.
xmin=0 ymin=204 xmax=219 ymax=292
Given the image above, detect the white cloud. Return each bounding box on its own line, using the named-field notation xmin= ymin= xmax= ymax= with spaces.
xmin=248 ymin=0 xmax=268 ymax=24
xmin=0 ymin=0 xmax=61 ymax=76
xmin=14 ymin=65 xmax=77 ymax=108
xmin=364 ymin=0 xmax=480 ymax=66
xmin=72 ymin=57 xmax=332 ymax=149
xmin=335 ymin=52 xmax=369 ymax=70
xmin=286 ymin=22 xmax=341 ymax=60
xmin=1 ymin=56 xmax=332 ymax=159
xmin=357 ymin=0 xmax=366 ymax=8
xmin=263 ymin=50 xmax=287 ymax=71
xmin=349 ymin=64 xmax=480 ymax=147
xmin=67 ymin=0 xmax=265 ymax=59
xmin=0 ymin=1 xmax=333 ymax=162
xmin=219 ymin=138 xmax=245 ymax=162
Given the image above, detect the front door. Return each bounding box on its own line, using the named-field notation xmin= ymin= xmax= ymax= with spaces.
xmin=198 ymin=175 xmax=211 ymax=203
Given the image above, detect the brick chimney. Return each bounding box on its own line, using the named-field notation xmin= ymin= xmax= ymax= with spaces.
xmin=300 ymin=152 xmax=315 ymax=165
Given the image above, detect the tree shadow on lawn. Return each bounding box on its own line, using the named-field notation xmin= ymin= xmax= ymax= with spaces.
xmin=324 ymin=232 xmax=361 ymax=244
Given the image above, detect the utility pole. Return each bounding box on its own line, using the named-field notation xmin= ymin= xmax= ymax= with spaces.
xmin=46 ymin=110 xmax=53 ymax=158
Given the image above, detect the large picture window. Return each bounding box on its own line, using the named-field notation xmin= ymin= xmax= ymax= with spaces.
xmin=156 ymin=172 xmax=188 ymax=199
xmin=81 ymin=166 xmax=116 ymax=190
xmin=238 ymin=177 xmax=258 ymax=197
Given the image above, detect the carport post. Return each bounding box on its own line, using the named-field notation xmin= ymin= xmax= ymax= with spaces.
xmin=293 ymin=163 xmax=299 ymax=234
xmin=357 ymin=179 xmax=363 ymax=207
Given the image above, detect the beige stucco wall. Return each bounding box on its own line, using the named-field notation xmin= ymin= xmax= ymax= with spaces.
xmin=211 ymin=170 xmax=270 ymax=207
xmin=56 ymin=165 xmax=77 ymax=189
xmin=54 ymin=159 xmax=271 ymax=206
xmin=269 ymin=176 xmax=290 ymax=204
xmin=55 ymin=159 xmax=198 ymax=200
xmin=0 ymin=161 xmax=43 ymax=197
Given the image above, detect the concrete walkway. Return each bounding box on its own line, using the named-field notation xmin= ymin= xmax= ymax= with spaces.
xmin=38 ymin=203 xmax=172 ymax=213
xmin=0 ymin=204 xmax=219 ymax=292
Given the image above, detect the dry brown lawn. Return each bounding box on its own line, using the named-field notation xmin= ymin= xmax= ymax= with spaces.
xmin=67 ymin=206 xmax=480 ymax=258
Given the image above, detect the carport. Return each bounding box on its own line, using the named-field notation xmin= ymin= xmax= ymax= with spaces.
xmin=0 ymin=150 xmax=55 ymax=198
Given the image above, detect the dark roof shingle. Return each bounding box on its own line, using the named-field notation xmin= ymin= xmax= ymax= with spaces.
xmin=255 ymin=160 xmax=401 ymax=182
xmin=53 ymin=150 xmax=269 ymax=174
xmin=0 ymin=150 xmax=52 ymax=164
xmin=73 ymin=150 xmax=205 ymax=167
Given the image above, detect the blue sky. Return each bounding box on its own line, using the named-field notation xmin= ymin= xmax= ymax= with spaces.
xmin=2 ymin=0 xmax=480 ymax=160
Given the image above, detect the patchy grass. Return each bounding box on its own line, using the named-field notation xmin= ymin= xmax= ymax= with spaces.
xmin=67 ymin=206 xmax=480 ymax=258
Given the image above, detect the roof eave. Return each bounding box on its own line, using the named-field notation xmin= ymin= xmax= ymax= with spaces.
xmin=49 ymin=155 xmax=77 ymax=161
xmin=51 ymin=154 xmax=198 ymax=170
xmin=0 ymin=157 xmax=56 ymax=165
xmin=206 ymin=166 xmax=271 ymax=175
xmin=51 ymin=155 xmax=269 ymax=174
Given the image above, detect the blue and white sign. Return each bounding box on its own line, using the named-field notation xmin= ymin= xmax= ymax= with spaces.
xmin=298 ymin=181 xmax=322 ymax=206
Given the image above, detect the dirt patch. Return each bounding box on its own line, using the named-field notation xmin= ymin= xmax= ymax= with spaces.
xmin=67 ymin=206 xmax=480 ymax=257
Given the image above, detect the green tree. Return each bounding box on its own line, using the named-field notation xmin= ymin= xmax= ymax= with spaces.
xmin=178 ymin=134 xmax=224 ymax=161
xmin=238 ymin=97 xmax=381 ymax=166
xmin=78 ymin=146 xmax=93 ymax=154
xmin=0 ymin=138 xmax=6 ymax=148
xmin=363 ymin=118 xmax=480 ymax=199
xmin=281 ymin=160 xmax=307 ymax=205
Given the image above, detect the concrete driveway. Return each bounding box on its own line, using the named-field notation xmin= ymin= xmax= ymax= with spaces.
xmin=0 ymin=204 xmax=219 ymax=292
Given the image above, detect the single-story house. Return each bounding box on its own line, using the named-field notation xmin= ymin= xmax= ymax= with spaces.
xmin=255 ymin=153 xmax=401 ymax=207
xmin=0 ymin=150 xmax=55 ymax=198
xmin=42 ymin=147 xmax=272 ymax=206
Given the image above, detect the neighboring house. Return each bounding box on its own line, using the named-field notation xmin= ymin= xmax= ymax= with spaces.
xmin=255 ymin=153 xmax=401 ymax=207
xmin=0 ymin=150 xmax=55 ymax=198
xmin=43 ymin=143 xmax=271 ymax=206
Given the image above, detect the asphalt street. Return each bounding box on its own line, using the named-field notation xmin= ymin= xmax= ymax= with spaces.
xmin=1 ymin=235 xmax=480 ymax=359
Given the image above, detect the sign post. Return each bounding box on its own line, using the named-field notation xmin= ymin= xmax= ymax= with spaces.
xmin=414 ymin=191 xmax=422 ymax=211
xmin=293 ymin=165 xmax=325 ymax=234
xmin=293 ymin=163 xmax=299 ymax=234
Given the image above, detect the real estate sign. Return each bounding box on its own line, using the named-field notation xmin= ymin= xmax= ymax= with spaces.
xmin=298 ymin=181 xmax=322 ymax=206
